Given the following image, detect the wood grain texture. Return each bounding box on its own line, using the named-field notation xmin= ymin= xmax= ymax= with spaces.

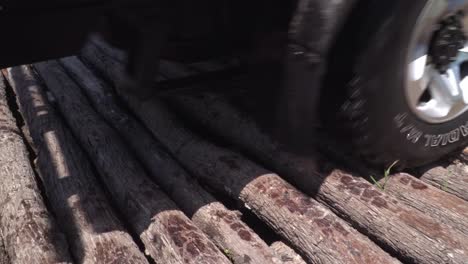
xmin=270 ymin=242 xmax=306 ymax=264
xmin=381 ymin=173 xmax=468 ymax=237
xmin=0 ymin=74 xmax=72 ymax=264
xmin=419 ymin=160 xmax=468 ymax=201
xmin=60 ymin=56 xmax=277 ymax=264
xmin=4 ymin=66 xmax=149 ymax=264
xmin=33 ymin=61 xmax=230 ymax=264
xmin=80 ymin=43 xmax=399 ymax=264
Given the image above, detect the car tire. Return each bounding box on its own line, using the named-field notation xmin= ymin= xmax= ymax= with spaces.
xmin=322 ymin=0 xmax=468 ymax=168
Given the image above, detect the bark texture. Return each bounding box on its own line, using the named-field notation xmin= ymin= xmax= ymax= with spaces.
xmin=0 ymin=74 xmax=72 ymax=263
xmin=33 ymin=61 xmax=230 ymax=264
xmin=419 ymin=160 xmax=468 ymax=201
xmin=80 ymin=43 xmax=399 ymax=264
xmin=270 ymin=242 xmax=306 ymax=264
xmin=60 ymin=56 xmax=276 ymax=264
xmin=381 ymin=173 xmax=468 ymax=237
xmin=4 ymin=66 xmax=149 ymax=264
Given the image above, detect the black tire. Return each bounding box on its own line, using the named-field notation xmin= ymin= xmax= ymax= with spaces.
xmin=323 ymin=0 xmax=468 ymax=169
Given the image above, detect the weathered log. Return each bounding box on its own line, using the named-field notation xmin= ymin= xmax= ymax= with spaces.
xmin=419 ymin=160 xmax=468 ymax=201
xmin=60 ymin=56 xmax=277 ymax=264
xmin=380 ymin=173 xmax=468 ymax=237
xmin=0 ymin=74 xmax=72 ymax=263
xmin=163 ymin=93 xmax=468 ymax=264
xmin=81 ymin=44 xmax=399 ymax=264
xmin=33 ymin=61 xmax=231 ymax=264
xmin=270 ymin=242 xmax=306 ymax=264
xmin=4 ymin=66 xmax=149 ymax=264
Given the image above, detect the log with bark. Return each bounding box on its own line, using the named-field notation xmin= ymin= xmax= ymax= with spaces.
xmin=419 ymin=160 xmax=468 ymax=201
xmin=0 ymin=74 xmax=72 ymax=263
xmin=59 ymin=56 xmax=277 ymax=264
xmin=33 ymin=61 xmax=231 ymax=264
xmin=4 ymin=66 xmax=149 ymax=264
xmin=379 ymin=173 xmax=468 ymax=237
xmin=80 ymin=43 xmax=400 ymax=264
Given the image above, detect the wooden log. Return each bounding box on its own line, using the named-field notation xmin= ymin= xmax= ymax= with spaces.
xmin=163 ymin=93 xmax=468 ymax=264
xmin=81 ymin=45 xmax=399 ymax=264
xmin=33 ymin=61 xmax=231 ymax=264
xmin=419 ymin=160 xmax=468 ymax=201
xmin=60 ymin=56 xmax=277 ymax=264
xmin=4 ymin=66 xmax=149 ymax=264
xmin=380 ymin=173 xmax=468 ymax=237
xmin=0 ymin=74 xmax=72 ymax=263
xmin=270 ymin=242 xmax=306 ymax=264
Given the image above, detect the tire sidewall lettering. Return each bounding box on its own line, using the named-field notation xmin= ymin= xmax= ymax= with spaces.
xmin=394 ymin=112 xmax=468 ymax=147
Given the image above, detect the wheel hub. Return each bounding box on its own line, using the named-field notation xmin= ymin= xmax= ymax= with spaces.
xmin=429 ymin=12 xmax=466 ymax=73
xmin=406 ymin=1 xmax=468 ymax=124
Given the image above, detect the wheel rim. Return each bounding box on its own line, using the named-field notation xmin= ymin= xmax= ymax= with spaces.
xmin=406 ymin=0 xmax=468 ymax=124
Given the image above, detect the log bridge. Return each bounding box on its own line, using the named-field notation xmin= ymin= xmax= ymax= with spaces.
xmin=0 ymin=39 xmax=466 ymax=263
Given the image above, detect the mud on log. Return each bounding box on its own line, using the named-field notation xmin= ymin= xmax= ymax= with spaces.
xmin=81 ymin=43 xmax=399 ymax=264
xmin=33 ymin=61 xmax=231 ymax=264
xmin=0 ymin=74 xmax=72 ymax=263
xmin=60 ymin=56 xmax=277 ymax=264
xmin=4 ymin=66 xmax=149 ymax=264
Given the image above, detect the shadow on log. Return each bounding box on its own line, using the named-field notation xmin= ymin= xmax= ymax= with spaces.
xmin=80 ymin=42 xmax=399 ymax=264
xmin=0 ymin=74 xmax=72 ymax=263
xmin=60 ymin=56 xmax=277 ymax=264
xmin=84 ymin=37 xmax=468 ymax=263
xmin=33 ymin=61 xmax=230 ymax=264
xmin=163 ymin=92 xmax=468 ymax=264
xmin=4 ymin=66 xmax=149 ymax=264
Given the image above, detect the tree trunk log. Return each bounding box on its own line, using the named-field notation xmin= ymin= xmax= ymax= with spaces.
xmin=60 ymin=56 xmax=276 ymax=264
xmin=80 ymin=43 xmax=399 ymax=264
xmin=0 ymin=74 xmax=72 ymax=264
xmin=270 ymin=242 xmax=306 ymax=264
xmin=4 ymin=66 xmax=149 ymax=264
xmin=33 ymin=61 xmax=230 ymax=264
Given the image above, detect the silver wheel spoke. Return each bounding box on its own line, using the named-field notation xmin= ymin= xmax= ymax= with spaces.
xmin=431 ymin=67 xmax=461 ymax=100
xmin=408 ymin=56 xmax=431 ymax=106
